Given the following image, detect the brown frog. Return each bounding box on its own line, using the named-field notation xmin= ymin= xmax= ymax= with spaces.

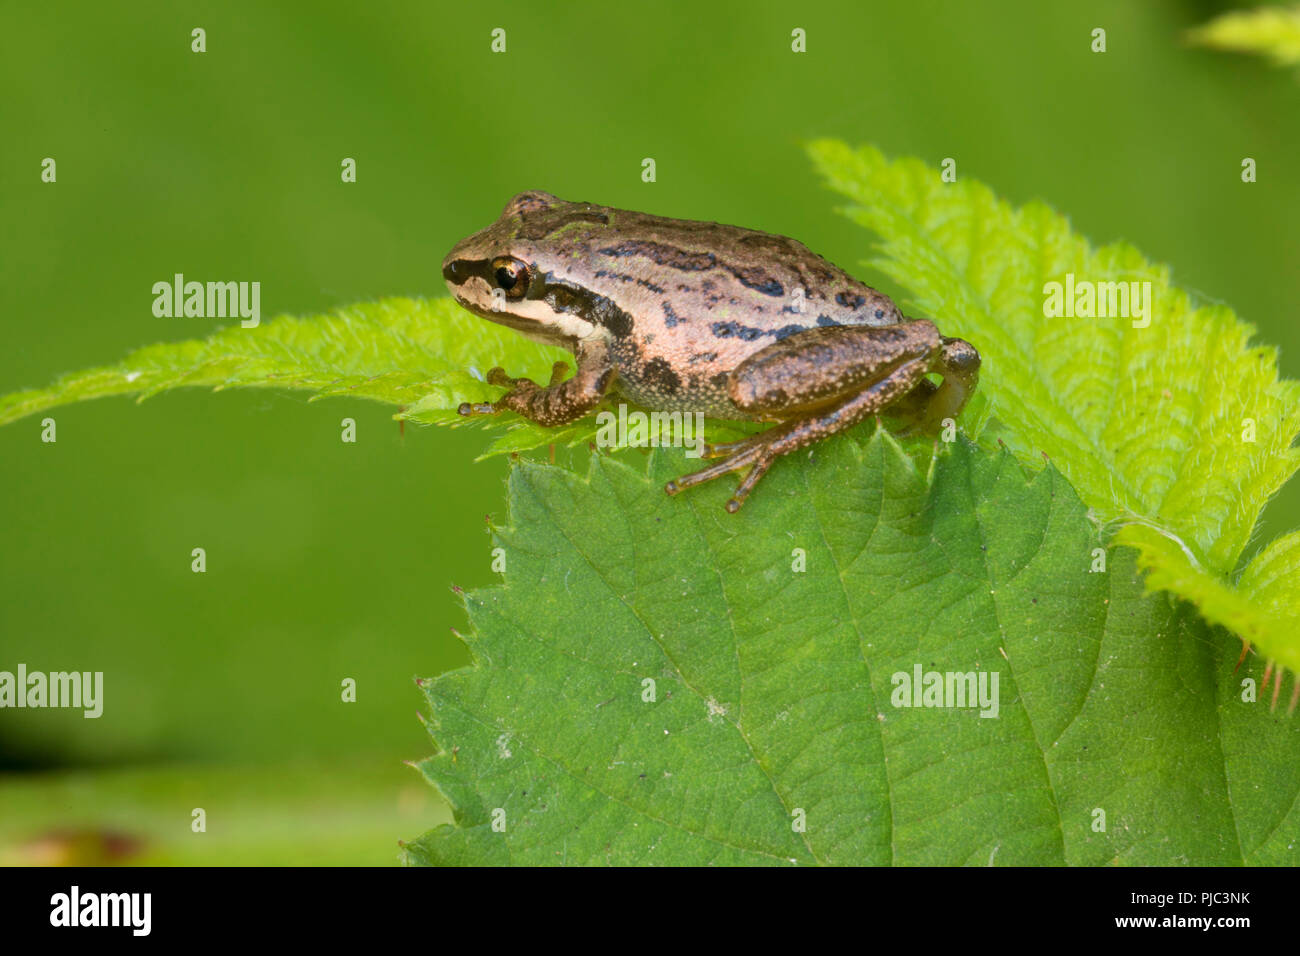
xmin=442 ymin=191 xmax=979 ymax=512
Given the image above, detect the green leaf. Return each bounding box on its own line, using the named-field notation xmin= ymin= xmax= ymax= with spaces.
xmin=1188 ymin=5 xmax=1300 ymax=67
xmin=407 ymin=433 xmax=1300 ymax=865
xmin=0 ymin=297 xmax=568 ymax=441
xmin=807 ymin=140 xmax=1300 ymax=674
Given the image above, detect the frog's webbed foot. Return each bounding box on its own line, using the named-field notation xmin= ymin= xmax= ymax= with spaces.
xmin=664 ymin=323 xmax=979 ymax=512
xmin=664 ymin=431 xmax=782 ymax=512
xmin=458 ymin=366 xmax=517 ymax=416
xmin=665 ymin=440 xmax=774 ymax=513
xmin=458 ymin=366 xmax=518 ymax=416
xmin=458 ymin=347 xmax=613 ymax=428
xmin=700 ymin=433 xmax=766 ymax=459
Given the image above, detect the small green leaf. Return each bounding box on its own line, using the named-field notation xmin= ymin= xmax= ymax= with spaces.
xmin=807 ymin=140 xmax=1300 ymax=672
xmin=0 ymin=297 xmax=561 ymax=426
xmin=0 ymin=297 xmax=572 ymax=429
xmin=1188 ymin=5 xmax=1300 ymax=67
xmin=408 ymin=434 xmax=1300 ymax=866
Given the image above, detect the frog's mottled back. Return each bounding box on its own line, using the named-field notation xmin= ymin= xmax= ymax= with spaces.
xmin=442 ymin=191 xmax=905 ymax=415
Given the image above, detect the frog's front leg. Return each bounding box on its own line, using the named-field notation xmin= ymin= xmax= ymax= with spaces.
xmin=458 ymin=340 xmax=616 ymax=428
xmin=665 ymin=322 xmax=979 ymax=512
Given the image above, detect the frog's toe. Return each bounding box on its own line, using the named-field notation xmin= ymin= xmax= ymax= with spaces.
xmin=458 ymin=400 xmax=499 ymax=417
xmin=548 ymin=362 xmax=572 ymax=386
xmin=702 ymin=433 xmax=765 ymax=459
xmin=724 ymin=456 xmax=775 ymax=513
xmin=485 ymin=367 xmax=515 ymax=387
xmin=663 ymin=444 xmax=765 ymax=501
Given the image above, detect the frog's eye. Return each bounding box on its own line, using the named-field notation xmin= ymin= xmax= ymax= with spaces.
xmin=491 ymin=257 xmax=531 ymax=300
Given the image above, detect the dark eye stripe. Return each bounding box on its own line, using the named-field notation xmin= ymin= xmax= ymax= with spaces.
xmin=441 ymin=257 xmax=493 ymax=286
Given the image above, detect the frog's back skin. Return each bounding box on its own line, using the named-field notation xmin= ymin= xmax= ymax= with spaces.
xmin=444 ymin=191 xmax=912 ymax=416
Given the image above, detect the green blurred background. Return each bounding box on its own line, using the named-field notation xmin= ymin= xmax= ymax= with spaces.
xmin=1 ymin=0 xmax=1297 ymax=864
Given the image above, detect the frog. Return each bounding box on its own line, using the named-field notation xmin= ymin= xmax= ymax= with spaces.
xmin=442 ymin=190 xmax=980 ymax=512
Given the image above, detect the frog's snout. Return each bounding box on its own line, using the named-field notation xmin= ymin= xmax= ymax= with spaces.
xmin=441 ymin=257 xmax=462 ymax=286
xmin=442 ymin=254 xmax=478 ymax=302
xmin=441 ymin=252 xmax=496 ymax=315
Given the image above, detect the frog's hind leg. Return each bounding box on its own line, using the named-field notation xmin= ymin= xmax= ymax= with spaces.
xmin=667 ymin=357 xmax=931 ymax=511
xmin=890 ymin=336 xmax=980 ymax=434
xmin=666 ymin=322 xmax=954 ymax=512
